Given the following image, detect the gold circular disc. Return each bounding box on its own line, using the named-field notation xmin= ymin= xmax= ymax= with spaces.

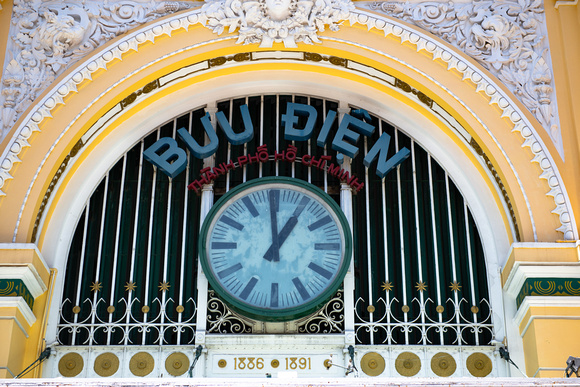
xmin=271 ymin=359 xmax=280 ymax=368
xmin=361 ymin=352 xmax=385 ymax=377
xmin=72 ymin=306 xmax=81 ymax=314
xmin=471 ymin=306 xmax=480 ymax=314
xmin=436 ymin=305 xmax=444 ymax=313
xmin=466 ymin=353 xmax=492 ymax=377
xmin=367 ymin=305 xmax=375 ymax=313
xmin=431 ymin=352 xmax=456 ymax=377
xmin=165 ymin=352 xmax=189 ymax=376
xmin=94 ymin=352 xmax=119 ymax=377
xmin=142 ymin=305 xmax=150 ymax=313
xmin=395 ymin=352 xmax=421 ymax=377
xmin=402 ymin=305 xmax=410 ymax=313
xmin=107 ymin=306 xmax=115 ymax=314
xmin=218 ymin=359 xmax=227 ymax=368
xmin=130 ymin=352 xmax=155 ymax=376
xmin=59 ymin=353 xmax=84 ymax=377
xmin=176 ymin=305 xmax=184 ymax=313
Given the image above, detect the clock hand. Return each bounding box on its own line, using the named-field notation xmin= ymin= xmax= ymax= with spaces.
xmin=269 ymin=190 xmax=280 ymax=262
xmin=263 ymin=196 xmax=310 ymax=261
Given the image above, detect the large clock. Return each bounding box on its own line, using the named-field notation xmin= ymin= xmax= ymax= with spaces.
xmin=199 ymin=177 xmax=352 ymax=321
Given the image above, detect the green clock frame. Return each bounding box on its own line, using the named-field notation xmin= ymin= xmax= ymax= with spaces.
xmin=198 ymin=176 xmax=353 ymax=322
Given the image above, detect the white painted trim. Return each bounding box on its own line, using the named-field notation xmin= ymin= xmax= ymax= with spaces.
xmin=0 ymin=265 xmax=48 ymax=298
xmin=0 ymin=242 xmax=50 ymax=273
xmin=0 ymin=296 xmax=36 ymax=327
xmin=503 ymin=262 xmax=580 ymax=298
xmin=513 ymin=296 xmax=580 ymax=330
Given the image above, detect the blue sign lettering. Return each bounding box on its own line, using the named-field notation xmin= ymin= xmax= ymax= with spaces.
xmin=144 ymin=102 xmax=409 ymax=179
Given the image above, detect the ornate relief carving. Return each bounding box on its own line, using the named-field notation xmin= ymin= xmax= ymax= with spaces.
xmin=363 ymin=0 xmax=562 ymax=155
xmin=0 ymin=0 xmax=193 ymax=139
xmin=201 ymin=0 xmax=354 ymax=47
xmin=0 ymin=8 xmax=575 ymax=242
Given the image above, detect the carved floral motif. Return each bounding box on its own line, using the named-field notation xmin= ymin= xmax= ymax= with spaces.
xmin=0 ymin=0 xmax=193 ymax=138
xmin=201 ymin=0 xmax=354 ymax=47
xmin=365 ymin=0 xmax=561 ymax=152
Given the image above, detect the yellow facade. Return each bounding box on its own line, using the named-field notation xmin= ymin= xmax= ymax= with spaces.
xmin=0 ymin=0 xmax=579 ymax=380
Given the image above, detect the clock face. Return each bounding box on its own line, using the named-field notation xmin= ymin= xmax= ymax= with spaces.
xmin=199 ymin=177 xmax=352 ymax=321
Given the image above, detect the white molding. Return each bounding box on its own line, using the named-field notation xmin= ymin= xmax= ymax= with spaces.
xmin=0 ymin=296 xmax=36 ymax=327
xmin=513 ymin=296 xmax=580 ymax=330
xmin=0 ymin=265 xmax=47 ymax=298
xmin=0 ymin=366 xmax=17 ymax=378
xmin=503 ymin=262 xmax=580 ymax=298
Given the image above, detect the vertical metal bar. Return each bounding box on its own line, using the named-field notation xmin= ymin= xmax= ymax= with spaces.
xmin=159 ymin=122 xmax=177 ymax=344
xmin=410 ymin=141 xmax=427 ymax=345
xmin=276 ymin=94 xmax=280 ymax=176
xmin=259 ymin=96 xmax=264 ymax=178
xmin=323 ymin=99 xmax=328 ymax=193
xmin=379 ymin=120 xmax=392 ymax=345
xmin=464 ymin=202 xmax=479 ymax=345
xmin=427 ymin=155 xmax=444 ymax=345
xmin=394 ymin=129 xmax=409 ymax=344
xmin=72 ymin=203 xmax=90 ymax=345
xmin=106 ymin=155 xmax=127 ymax=345
xmin=90 ymin=172 xmax=110 ymax=345
xmin=445 ymin=173 xmax=461 ymax=345
xmin=292 ymin=95 xmax=296 ymax=179
xmin=226 ymin=99 xmax=232 ymax=191
xmin=363 ymin=136 xmax=374 ymax=345
xmin=177 ymin=112 xmax=194 ymax=345
xmin=141 ymin=130 xmax=160 ymax=344
xmin=123 ymin=141 xmax=144 ymax=346
xmin=243 ymin=96 xmax=248 ymax=183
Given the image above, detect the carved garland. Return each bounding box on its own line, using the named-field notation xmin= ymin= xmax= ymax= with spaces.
xmin=0 ymin=6 xmax=575 ymax=241
xmin=360 ymin=0 xmax=562 ymax=157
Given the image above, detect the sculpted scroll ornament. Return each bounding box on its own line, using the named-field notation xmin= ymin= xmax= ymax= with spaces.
xmin=365 ymin=0 xmax=562 ymax=155
xmin=0 ymin=0 xmax=193 ymax=139
xmin=201 ymin=0 xmax=354 ymax=47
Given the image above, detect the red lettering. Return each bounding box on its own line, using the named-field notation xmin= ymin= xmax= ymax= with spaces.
xmin=213 ymin=164 xmax=225 ymax=176
xmin=351 ymin=178 xmax=364 ymax=193
xmin=238 ymin=155 xmax=248 ymax=166
xmin=224 ymin=160 xmax=235 ymax=171
xmin=275 ymin=150 xmax=285 ymax=160
xmin=310 ymin=157 xmax=321 ymax=169
xmin=328 ymin=163 xmax=341 ymax=177
xmin=302 ymin=154 xmax=312 ymax=165
xmin=257 ymin=145 xmax=269 ymax=162
xmin=248 ymin=153 xmax=259 ymax=164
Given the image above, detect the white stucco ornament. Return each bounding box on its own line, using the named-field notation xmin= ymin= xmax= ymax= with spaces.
xmin=201 ymin=0 xmax=354 ymax=47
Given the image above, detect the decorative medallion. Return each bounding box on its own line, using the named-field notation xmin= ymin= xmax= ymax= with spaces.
xmin=271 ymin=359 xmax=280 ymax=368
xmin=401 ymin=305 xmax=410 ymax=313
xmin=360 ymin=352 xmax=385 ymax=377
xmin=218 ymin=359 xmax=227 ymax=368
xmin=142 ymin=305 xmax=150 ymax=313
xmin=176 ymin=305 xmax=185 ymax=313
xmin=130 ymin=352 xmax=155 ymax=377
xmin=201 ymin=0 xmax=354 ymax=48
xmin=466 ymin=352 xmax=492 ymax=377
xmin=367 ymin=305 xmax=375 ymax=313
xmin=107 ymin=305 xmax=115 ymax=314
xmin=165 ymin=352 xmax=190 ymax=376
xmin=94 ymin=352 xmax=119 ymax=377
xmin=471 ymin=306 xmax=480 ymax=314
xmin=395 ymin=352 xmax=421 ymax=377
xmin=72 ymin=305 xmax=81 ymax=314
xmin=436 ymin=305 xmax=444 ymax=313
xmin=431 ymin=352 xmax=456 ymax=377
xmin=59 ymin=353 xmax=84 ymax=377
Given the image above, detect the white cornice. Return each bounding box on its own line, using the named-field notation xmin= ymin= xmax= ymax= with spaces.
xmin=503 ymin=262 xmax=580 ymax=298
xmin=514 ymin=296 xmax=580 ymax=334
xmin=0 ymin=296 xmax=36 ymax=327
